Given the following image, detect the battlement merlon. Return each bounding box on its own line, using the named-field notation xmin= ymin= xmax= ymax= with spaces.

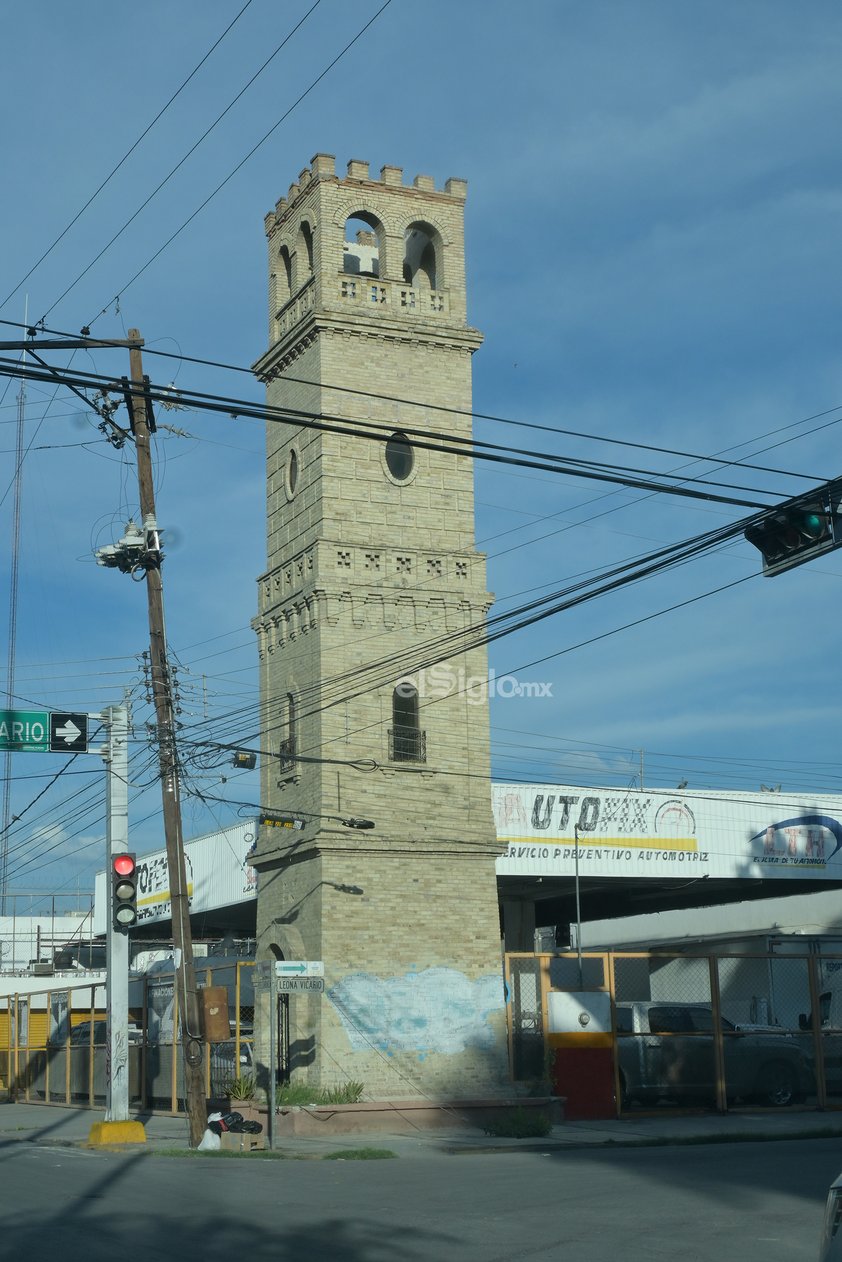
xmin=264 ymin=153 xmax=469 ymax=238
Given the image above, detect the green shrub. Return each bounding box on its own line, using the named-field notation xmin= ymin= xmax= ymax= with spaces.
xmin=223 ymin=1074 xmax=258 ymax=1101
xmin=274 ymin=1079 xmax=364 ymax=1107
xmin=482 ymin=1108 xmax=552 ymax=1139
xmin=319 ymin=1081 xmax=364 ymax=1104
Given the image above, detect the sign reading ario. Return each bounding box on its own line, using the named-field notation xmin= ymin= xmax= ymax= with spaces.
xmin=0 ymin=709 xmax=88 ymax=753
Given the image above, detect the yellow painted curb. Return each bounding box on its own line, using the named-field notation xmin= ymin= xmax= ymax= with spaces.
xmin=87 ymin=1120 xmax=147 ymax=1147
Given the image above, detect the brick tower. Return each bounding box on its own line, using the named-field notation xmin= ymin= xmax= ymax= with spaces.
xmin=250 ymin=154 xmax=507 ymax=1098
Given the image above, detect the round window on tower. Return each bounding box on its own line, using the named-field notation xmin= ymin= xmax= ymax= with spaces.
xmin=284 ymin=446 xmax=299 ymax=500
xmin=384 ymin=432 xmax=415 ymax=484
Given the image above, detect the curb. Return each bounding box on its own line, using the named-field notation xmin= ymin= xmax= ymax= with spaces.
xmin=88 ymin=1120 xmax=146 ymax=1147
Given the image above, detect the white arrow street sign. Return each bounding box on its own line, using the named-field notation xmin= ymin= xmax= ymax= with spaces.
xmin=55 ymin=719 xmax=81 ymax=745
xmin=275 ymin=960 xmax=324 ymax=978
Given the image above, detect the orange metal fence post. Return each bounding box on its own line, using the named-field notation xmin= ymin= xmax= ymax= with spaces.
xmin=87 ymin=985 xmax=95 ymax=1107
xmin=235 ymin=963 xmax=242 ymax=1068
xmin=204 ymin=968 xmax=211 ymax=1099
xmin=807 ymin=955 xmax=828 ymax=1108
xmin=64 ymin=990 xmax=71 ymax=1104
xmin=141 ymin=976 xmax=148 ymax=1111
xmin=709 ymin=956 xmax=727 ymax=1113
xmin=171 ymin=973 xmax=179 ymax=1113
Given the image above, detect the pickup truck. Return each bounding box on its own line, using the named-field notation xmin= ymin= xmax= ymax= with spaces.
xmin=799 ymin=986 xmax=842 ymax=1097
xmin=616 ymin=1001 xmax=811 ymax=1108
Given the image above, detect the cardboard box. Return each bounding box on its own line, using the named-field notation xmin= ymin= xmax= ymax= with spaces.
xmin=219 ymin=1131 xmax=265 ymax=1153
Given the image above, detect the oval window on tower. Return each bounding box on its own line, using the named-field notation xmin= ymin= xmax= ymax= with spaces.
xmin=384 ymin=432 xmax=414 ymax=483
xmin=285 ymin=447 xmax=299 ymax=499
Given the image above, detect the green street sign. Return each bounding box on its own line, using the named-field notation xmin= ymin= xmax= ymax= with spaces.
xmin=0 ymin=710 xmax=89 ymax=753
xmin=0 ymin=710 xmax=49 ymax=752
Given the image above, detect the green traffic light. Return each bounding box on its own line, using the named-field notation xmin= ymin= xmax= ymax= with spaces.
xmin=745 ymin=489 xmax=840 ymax=576
xmin=801 ymin=511 xmax=824 ymax=539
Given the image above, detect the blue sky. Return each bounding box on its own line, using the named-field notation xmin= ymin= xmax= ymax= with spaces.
xmin=1 ymin=0 xmax=841 ymax=899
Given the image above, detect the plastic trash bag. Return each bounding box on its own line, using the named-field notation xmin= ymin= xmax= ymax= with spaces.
xmin=221 ymin=1111 xmax=262 ymax=1135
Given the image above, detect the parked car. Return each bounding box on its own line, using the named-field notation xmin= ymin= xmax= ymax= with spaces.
xmin=33 ymin=1020 xmax=141 ymax=1102
xmin=70 ymin=1020 xmax=106 ymax=1046
xmin=616 ymin=1001 xmax=812 ymax=1108
xmin=69 ymin=1020 xmax=142 ymax=1045
xmin=800 ymin=984 xmax=842 ymax=1097
xmin=819 ymin=1171 xmax=842 ymax=1261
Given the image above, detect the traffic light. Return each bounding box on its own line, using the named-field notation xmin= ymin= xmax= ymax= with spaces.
xmin=745 ymin=497 xmax=840 ymax=577
xmin=112 ymin=852 xmax=138 ymax=931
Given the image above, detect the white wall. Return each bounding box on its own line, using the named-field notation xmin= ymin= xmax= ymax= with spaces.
xmin=0 ymin=913 xmax=92 ymax=973
xmin=581 ymin=887 xmax=842 ymax=951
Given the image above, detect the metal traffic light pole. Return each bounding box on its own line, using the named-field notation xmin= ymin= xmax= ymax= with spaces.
xmin=0 ymin=329 xmax=206 ymax=1143
xmin=103 ymin=703 xmax=130 ymax=1122
xmin=0 ymin=328 xmax=206 ymax=1143
xmin=125 ymin=330 xmax=207 ymax=1147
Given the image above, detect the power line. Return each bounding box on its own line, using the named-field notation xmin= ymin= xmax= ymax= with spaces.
xmin=1 ymin=745 xmax=161 ymax=881
xmin=8 ymin=540 xmax=829 ymax=883
xmin=39 ymin=1 xmax=323 ymax=322
xmin=5 ymin=802 xmax=162 ymax=886
xmin=2 ymin=367 xmax=838 ymax=867
xmin=0 ymin=358 xmax=793 ymax=508
xmin=8 ymin=551 xmax=838 ymax=872
xmin=172 ymin=515 xmax=759 ymax=768
xmin=0 ymin=0 xmax=256 ymax=314
xmin=168 ymin=496 xmax=812 ymax=797
xmin=0 ymin=755 xmax=81 ymax=847
xmin=177 ymin=703 xmax=842 ymax=827
xmin=0 ymin=440 xmax=104 ymax=454
xmin=84 ymin=0 xmax=395 ymax=327
xmin=284 ymin=520 xmax=753 ymax=718
xmin=3 ymin=315 xmax=831 ymax=484
xmin=8 ymin=333 xmax=842 ymax=623
xmin=0 ymin=348 xmax=794 ymax=780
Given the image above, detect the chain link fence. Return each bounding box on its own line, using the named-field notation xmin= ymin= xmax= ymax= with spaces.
xmin=506 ymin=955 xmax=543 ymax=1082
xmin=0 ymin=961 xmax=256 ymax=1111
xmin=7 ymin=952 xmax=842 ymax=1116
xmin=505 ymin=950 xmax=842 ymax=1114
xmin=144 ymin=961 xmax=255 ymax=1110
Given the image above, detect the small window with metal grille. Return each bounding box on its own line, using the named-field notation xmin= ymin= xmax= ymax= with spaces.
xmin=389 ymin=683 xmax=425 ymax=763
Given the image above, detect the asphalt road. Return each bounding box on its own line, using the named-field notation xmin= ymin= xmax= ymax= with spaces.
xmin=1 ymin=1137 xmax=839 ymax=1261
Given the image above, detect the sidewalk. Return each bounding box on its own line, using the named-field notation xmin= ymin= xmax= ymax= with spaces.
xmin=4 ymin=1100 xmax=842 ymax=1158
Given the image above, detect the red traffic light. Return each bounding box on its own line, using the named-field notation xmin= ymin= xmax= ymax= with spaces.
xmin=112 ymin=852 xmax=138 ymax=930
xmin=113 ymin=853 xmax=136 ymax=878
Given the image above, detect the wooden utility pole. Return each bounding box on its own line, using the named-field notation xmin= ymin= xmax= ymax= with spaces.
xmin=127 ymin=329 xmax=206 ymax=1147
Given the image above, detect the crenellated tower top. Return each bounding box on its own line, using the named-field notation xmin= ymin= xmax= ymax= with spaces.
xmin=255 ymin=153 xmax=474 ymax=366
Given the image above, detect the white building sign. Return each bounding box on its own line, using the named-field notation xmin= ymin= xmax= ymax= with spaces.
xmin=93 ymin=820 xmax=258 ymax=934
xmin=493 ymin=784 xmax=842 ymax=882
